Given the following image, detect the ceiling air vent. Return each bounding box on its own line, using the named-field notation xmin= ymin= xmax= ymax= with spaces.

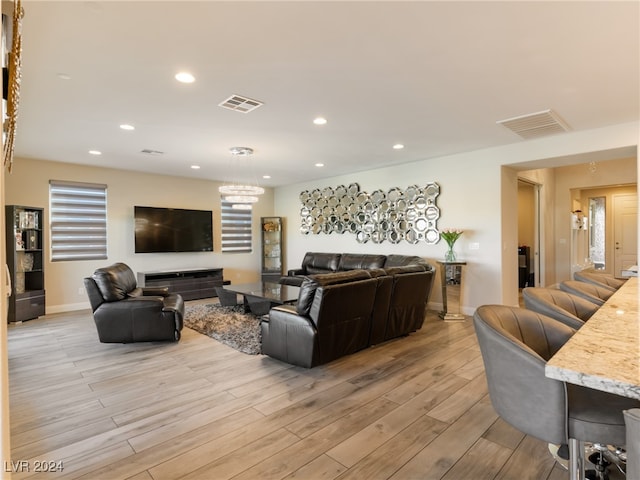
xmin=219 ymin=94 xmax=264 ymax=113
xmin=497 ymin=109 xmax=570 ymax=140
xmin=140 ymin=149 xmax=164 ymax=155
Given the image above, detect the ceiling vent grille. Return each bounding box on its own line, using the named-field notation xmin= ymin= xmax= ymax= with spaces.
xmin=219 ymin=94 xmax=264 ymax=113
xmin=497 ymin=109 xmax=570 ymax=139
xmin=140 ymin=149 xmax=164 ymax=155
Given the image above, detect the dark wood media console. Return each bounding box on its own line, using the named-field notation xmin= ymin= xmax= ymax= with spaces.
xmin=137 ymin=268 xmax=224 ymax=301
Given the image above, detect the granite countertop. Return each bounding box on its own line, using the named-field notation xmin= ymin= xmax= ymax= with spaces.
xmin=546 ymin=277 xmax=640 ymax=399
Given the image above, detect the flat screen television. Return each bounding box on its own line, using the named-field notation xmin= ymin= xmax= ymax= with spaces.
xmin=134 ymin=206 xmax=213 ymax=253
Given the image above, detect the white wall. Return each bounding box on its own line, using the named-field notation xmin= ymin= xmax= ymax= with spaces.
xmin=4 ymin=158 xmax=276 ymax=313
xmin=275 ymin=121 xmax=639 ymax=313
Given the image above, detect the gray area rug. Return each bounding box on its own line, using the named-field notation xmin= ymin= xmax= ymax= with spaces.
xmin=184 ymin=303 xmax=262 ymax=355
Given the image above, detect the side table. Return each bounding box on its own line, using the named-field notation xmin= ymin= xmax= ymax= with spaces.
xmin=437 ymin=260 xmax=467 ymax=321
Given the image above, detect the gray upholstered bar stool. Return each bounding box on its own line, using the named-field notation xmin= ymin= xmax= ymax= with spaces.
xmin=522 ymin=287 xmax=599 ymax=329
xmin=559 ymin=281 xmax=614 ymax=307
xmin=573 ymin=271 xmax=625 ymax=291
xmin=474 ymin=305 xmax=639 ymax=480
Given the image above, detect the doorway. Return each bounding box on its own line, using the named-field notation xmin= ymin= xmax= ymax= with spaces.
xmin=613 ymin=193 xmax=638 ymax=276
xmin=577 ymin=185 xmax=637 ymax=278
xmin=517 ymin=180 xmax=541 ymax=288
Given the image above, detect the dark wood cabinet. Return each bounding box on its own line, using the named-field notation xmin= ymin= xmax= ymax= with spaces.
xmin=261 ymin=217 xmax=283 ymax=282
xmin=6 ymin=205 xmax=46 ymax=322
xmin=136 ymin=268 xmax=224 ymax=300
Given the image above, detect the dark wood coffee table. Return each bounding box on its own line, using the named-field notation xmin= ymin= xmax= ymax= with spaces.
xmin=222 ymin=282 xmax=300 ymax=315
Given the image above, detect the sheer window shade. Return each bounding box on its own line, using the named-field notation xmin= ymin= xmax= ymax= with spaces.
xmin=220 ymin=200 xmax=252 ymax=253
xmin=50 ymin=180 xmax=107 ymax=261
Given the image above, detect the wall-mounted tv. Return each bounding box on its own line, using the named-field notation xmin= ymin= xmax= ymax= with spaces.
xmin=134 ymin=206 xmax=213 ymax=253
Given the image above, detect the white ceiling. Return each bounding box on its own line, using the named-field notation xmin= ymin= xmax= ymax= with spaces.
xmin=11 ymin=1 xmax=640 ymax=187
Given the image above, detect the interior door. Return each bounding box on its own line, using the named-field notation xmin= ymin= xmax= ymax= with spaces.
xmin=613 ymin=193 xmax=638 ymax=277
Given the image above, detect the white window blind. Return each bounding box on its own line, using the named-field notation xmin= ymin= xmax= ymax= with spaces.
xmin=49 ymin=180 xmax=107 ymax=261
xmin=220 ymin=200 xmax=252 ymax=253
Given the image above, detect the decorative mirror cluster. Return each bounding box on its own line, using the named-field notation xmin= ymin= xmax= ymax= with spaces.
xmin=298 ymin=182 xmax=441 ymax=244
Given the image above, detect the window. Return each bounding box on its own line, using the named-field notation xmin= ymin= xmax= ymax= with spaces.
xmin=220 ymin=199 xmax=252 ymax=253
xmin=49 ymin=180 xmax=107 ymax=261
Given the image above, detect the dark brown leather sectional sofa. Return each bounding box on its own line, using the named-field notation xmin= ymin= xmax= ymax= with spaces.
xmin=280 ymin=251 xmax=430 ymax=286
xmin=261 ymin=253 xmax=434 ymax=367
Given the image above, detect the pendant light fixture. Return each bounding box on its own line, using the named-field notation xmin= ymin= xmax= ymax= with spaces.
xmin=218 ymin=147 xmax=265 ymax=209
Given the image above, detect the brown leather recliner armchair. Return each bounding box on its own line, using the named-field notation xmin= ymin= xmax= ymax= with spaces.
xmin=84 ymin=262 xmax=184 ymax=343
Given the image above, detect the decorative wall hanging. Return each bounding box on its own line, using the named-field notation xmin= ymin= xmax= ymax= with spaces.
xmin=3 ymin=0 xmax=24 ymax=172
xmin=298 ymin=182 xmax=441 ymax=244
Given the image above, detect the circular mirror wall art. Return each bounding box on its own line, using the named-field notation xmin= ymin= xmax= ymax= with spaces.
xmin=425 ymin=229 xmax=439 ymax=243
xmin=387 ymin=230 xmax=402 ymax=243
xmin=356 ymin=231 xmax=370 ymax=243
xmin=371 ymin=230 xmax=385 ymax=244
xmin=425 ymin=183 xmax=440 ymax=197
xmin=371 ymin=189 xmax=386 ymax=203
xmin=405 ymin=229 xmax=419 ymax=244
xmin=387 ymin=187 xmax=402 ymax=203
xmin=415 ymin=217 xmax=428 ymax=232
xmin=322 ymin=186 xmax=334 ymax=198
xmin=405 ymin=185 xmax=419 ymax=202
xmin=297 ymin=182 xmax=441 ymax=244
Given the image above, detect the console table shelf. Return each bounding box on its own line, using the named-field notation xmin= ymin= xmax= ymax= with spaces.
xmin=137 ymin=268 xmax=223 ymax=300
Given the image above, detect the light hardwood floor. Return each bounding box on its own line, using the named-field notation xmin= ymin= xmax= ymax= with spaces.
xmin=7 ymin=302 xmax=571 ymax=480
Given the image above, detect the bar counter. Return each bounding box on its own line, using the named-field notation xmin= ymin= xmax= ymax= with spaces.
xmin=545 ymin=276 xmax=639 ymax=399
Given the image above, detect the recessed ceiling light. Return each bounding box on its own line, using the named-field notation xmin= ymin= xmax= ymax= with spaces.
xmin=315 ymin=163 xmax=324 ymax=167
xmin=262 ymin=175 xmax=271 ymax=179
xmin=191 ymin=165 xmax=201 ymax=170
xmin=120 ymin=124 xmax=135 ymax=131
xmin=393 ymin=143 xmax=405 ymax=150
xmin=313 ymin=117 xmax=327 ymax=125
xmin=175 ymin=72 xmax=195 ymax=83
xmin=88 ymin=150 xmax=102 ymax=155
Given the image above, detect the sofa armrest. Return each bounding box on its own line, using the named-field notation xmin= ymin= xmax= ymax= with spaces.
xmin=162 ymin=294 xmax=184 ymax=315
xmin=288 ymin=268 xmax=305 ymax=276
xmin=269 ymin=304 xmax=298 ymax=316
xmin=262 ymin=306 xmax=317 ymax=367
xmin=142 ymin=286 xmax=170 ymax=297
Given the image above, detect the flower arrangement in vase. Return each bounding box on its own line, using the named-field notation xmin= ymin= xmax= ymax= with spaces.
xmin=441 ymin=228 xmax=463 ymax=262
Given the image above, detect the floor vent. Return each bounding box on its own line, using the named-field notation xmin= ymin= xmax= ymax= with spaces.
xmin=219 ymin=94 xmax=264 ymax=113
xmin=497 ymin=109 xmax=570 ymax=139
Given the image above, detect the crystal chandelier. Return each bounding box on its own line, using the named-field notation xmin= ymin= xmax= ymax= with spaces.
xmin=218 ymin=147 xmax=265 ymax=209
